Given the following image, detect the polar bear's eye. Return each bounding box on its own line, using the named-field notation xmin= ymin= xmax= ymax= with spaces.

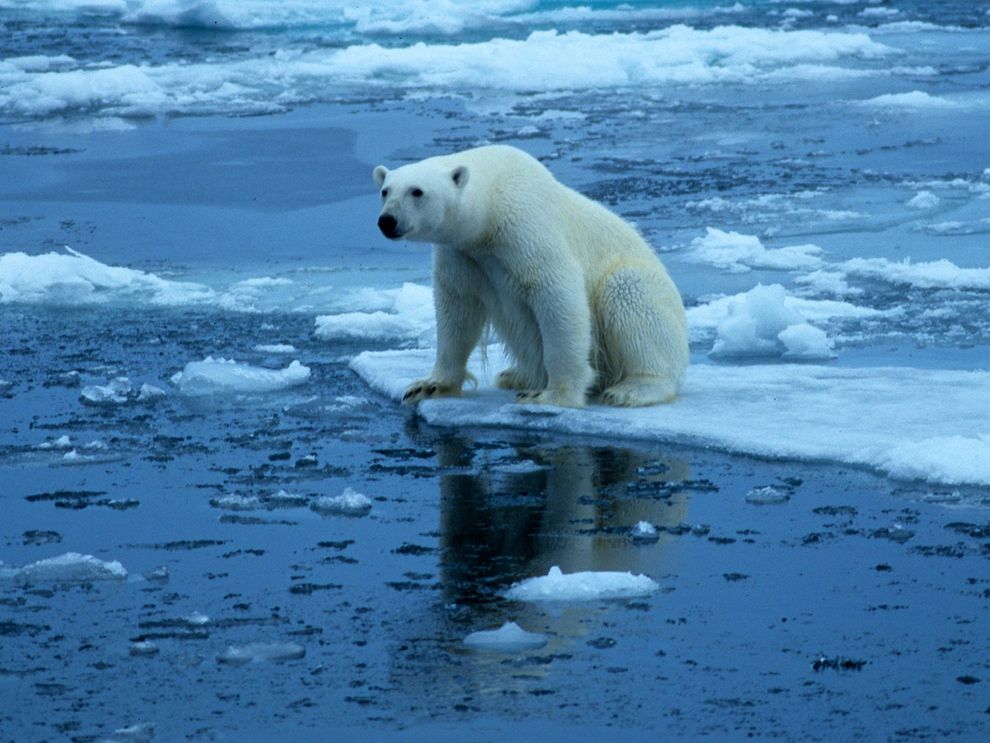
xmin=381 ymin=188 xmax=389 ymax=198
xmin=411 ymin=188 xmax=424 ymax=198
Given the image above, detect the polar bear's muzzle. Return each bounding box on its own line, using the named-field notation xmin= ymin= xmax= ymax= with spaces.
xmin=378 ymin=213 xmax=401 ymax=240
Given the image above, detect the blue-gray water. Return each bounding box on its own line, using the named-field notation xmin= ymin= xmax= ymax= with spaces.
xmin=2 ymin=1 xmax=989 ymax=740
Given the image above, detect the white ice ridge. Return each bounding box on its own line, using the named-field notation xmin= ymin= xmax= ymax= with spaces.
xmin=171 ymin=357 xmax=310 ymax=395
xmin=13 ymin=552 xmax=127 ymax=584
xmin=685 ymin=228 xmax=825 ymax=273
xmin=314 ymin=282 xmax=436 ymax=345
xmin=463 ymin=622 xmax=549 ymax=652
xmin=351 ymin=346 xmax=990 ymax=487
xmin=0 ymin=247 xmax=214 ymax=305
xmin=504 ymin=566 xmax=660 ymax=602
xmin=0 ymin=26 xmax=893 ymax=117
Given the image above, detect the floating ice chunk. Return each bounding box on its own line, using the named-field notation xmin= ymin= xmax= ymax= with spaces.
xmin=314 ymin=282 xmax=435 ymax=344
xmin=907 ymin=191 xmax=940 ymax=209
xmin=80 ymin=377 xmax=133 ymax=406
xmin=862 ymin=91 xmax=960 ymax=109
xmin=0 ymin=378 xmax=12 ymax=393
xmin=254 ymin=344 xmax=297 ymax=354
xmin=0 ymin=247 xmax=214 ymax=306
xmin=794 ymin=270 xmax=862 ymax=297
xmin=745 ymin=486 xmax=791 ymax=505
xmin=15 ymin=552 xmax=127 ymax=584
xmin=631 ymin=521 xmax=660 ymax=543
xmin=463 ymin=622 xmax=549 ymax=652
xmin=136 ymin=383 xmax=166 ymax=401
xmin=129 ymin=641 xmax=159 ymax=657
xmin=687 ymin=228 xmax=824 ymax=273
xmin=504 ymin=565 xmax=659 ymax=602
xmin=170 ymin=357 xmax=310 ymax=396
xmin=38 ymin=435 xmax=73 ymax=450
xmin=310 ymin=487 xmax=372 ymax=517
xmin=709 ymin=284 xmax=835 ymax=360
xmin=216 ymin=642 xmax=305 ymax=666
xmin=183 ymin=611 xmax=210 ymax=626
xmin=837 ymin=257 xmax=990 ymax=291
xmin=210 ymin=495 xmax=262 ymax=511
xmin=101 ymin=722 xmax=155 ymax=743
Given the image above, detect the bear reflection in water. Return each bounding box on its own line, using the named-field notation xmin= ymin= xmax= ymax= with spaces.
xmin=428 ymin=430 xmax=691 ymax=606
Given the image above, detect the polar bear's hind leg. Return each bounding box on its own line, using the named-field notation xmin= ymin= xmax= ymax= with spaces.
xmin=596 ymin=266 xmax=687 ymax=407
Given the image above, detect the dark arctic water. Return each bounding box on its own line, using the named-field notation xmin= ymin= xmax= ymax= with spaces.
xmin=2 ymin=0 xmax=990 ymax=740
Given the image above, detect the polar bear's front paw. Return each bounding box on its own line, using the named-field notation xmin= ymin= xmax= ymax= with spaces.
xmin=402 ymin=379 xmax=460 ymax=405
xmin=515 ymin=388 xmax=585 ymax=408
xmin=495 ymin=368 xmax=529 ymax=390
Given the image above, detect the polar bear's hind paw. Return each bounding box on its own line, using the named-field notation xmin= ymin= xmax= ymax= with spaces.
xmin=600 ymin=376 xmax=677 ymax=407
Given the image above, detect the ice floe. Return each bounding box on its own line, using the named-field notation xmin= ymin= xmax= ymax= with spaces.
xmin=80 ymin=377 xmax=166 ymax=406
xmin=350 ymin=346 xmax=990 ymax=486
xmin=310 ymin=487 xmax=373 ymax=517
xmin=0 ymin=248 xmax=214 ymax=306
xmin=504 ymin=565 xmax=660 ymax=601
xmin=170 ymin=357 xmax=310 ymax=396
xmin=13 ymin=552 xmax=127 ymax=584
xmin=463 ymin=622 xmax=549 ymax=652
xmin=0 ymin=25 xmax=896 ymax=119
xmin=216 ymin=642 xmax=306 ymax=666
xmin=706 ymin=284 xmax=835 ymax=360
xmin=686 ymin=228 xmax=824 ymax=273
xmin=314 ymin=282 xmax=435 ymax=345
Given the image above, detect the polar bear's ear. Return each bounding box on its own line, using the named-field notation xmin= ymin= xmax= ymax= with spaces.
xmin=451 ymin=165 xmax=469 ymax=189
xmin=373 ymin=165 xmax=389 ymax=188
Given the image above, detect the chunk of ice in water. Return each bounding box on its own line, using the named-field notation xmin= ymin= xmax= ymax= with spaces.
xmin=745 ymin=486 xmax=791 ymax=505
xmin=310 ymin=487 xmax=372 ymax=517
xmin=170 ymin=357 xmax=310 ymax=396
xmin=15 ymin=552 xmax=127 ymax=584
xmin=463 ymin=622 xmax=548 ymax=652
xmin=101 ymin=722 xmax=155 ymax=742
xmin=216 ymin=642 xmax=306 ymax=665
xmin=504 ymin=565 xmax=659 ymax=602
xmin=631 ymin=521 xmax=660 ymax=542
xmin=129 ymin=641 xmax=159 ymax=657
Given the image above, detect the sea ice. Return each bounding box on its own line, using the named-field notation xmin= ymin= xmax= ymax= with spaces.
xmin=686 ymin=228 xmax=824 ymax=273
xmin=14 ymin=552 xmax=127 ymax=584
xmin=907 ymin=191 xmax=940 ymax=209
xmin=745 ymin=486 xmax=791 ymax=505
xmin=170 ymin=357 xmax=310 ymax=396
xmin=708 ymin=284 xmax=835 ymax=359
xmin=254 ymin=343 xmax=297 ymax=353
xmin=631 ymin=521 xmax=660 ymax=542
xmin=463 ymin=622 xmax=549 ymax=652
xmin=0 ymin=248 xmax=214 ymax=306
xmin=216 ymin=642 xmax=306 ymax=666
xmin=310 ymin=487 xmax=372 ymax=517
xmin=504 ymin=565 xmax=660 ymax=602
xmin=350 ymin=347 xmax=990 ymax=486
xmin=314 ymin=282 xmax=435 ymax=345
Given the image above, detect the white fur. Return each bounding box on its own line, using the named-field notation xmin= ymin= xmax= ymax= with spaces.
xmin=372 ymin=145 xmax=689 ymax=408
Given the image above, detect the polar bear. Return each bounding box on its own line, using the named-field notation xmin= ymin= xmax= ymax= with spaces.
xmin=373 ymin=145 xmax=688 ymax=408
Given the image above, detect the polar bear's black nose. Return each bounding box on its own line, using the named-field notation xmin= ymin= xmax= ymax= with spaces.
xmin=378 ymin=214 xmax=399 ymax=239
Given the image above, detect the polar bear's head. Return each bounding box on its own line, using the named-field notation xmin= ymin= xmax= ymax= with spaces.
xmin=373 ymin=160 xmax=470 ymax=244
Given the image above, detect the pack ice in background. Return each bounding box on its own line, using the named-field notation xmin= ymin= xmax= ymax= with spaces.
xmin=1 ymin=1 xmax=988 ymax=740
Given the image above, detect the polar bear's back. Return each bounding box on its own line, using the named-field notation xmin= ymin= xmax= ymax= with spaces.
xmin=442 ymin=145 xmax=658 ymax=269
